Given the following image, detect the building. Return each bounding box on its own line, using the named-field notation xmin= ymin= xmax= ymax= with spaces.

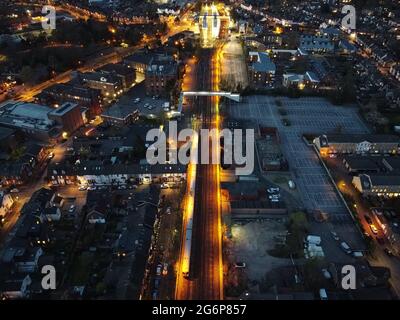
xmin=381 ymin=157 xmax=400 ymax=173
xmin=0 ymin=274 xmax=32 ymax=299
xmin=199 ymin=4 xmax=221 ymax=48
xmin=0 ymin=127 xmax=18 ymax=151
xmin=124 ymin=52 xmax=154 ymax=76
xmin=98 ymin=63 xmax=136 ymax=90
xmin=101 ymin=102 xmax=140 ymax=127
xmin=248 ymin=52 xmax=276 ymax=88
xmin=0 ymin=192 xmax=13 ymax=217
xmin=145 ymin=58 xmax=178 ymax=97
xmin=0 ymin=101 xmax=62 ymax=143
xmin=80 ymin=72 xmax=124 ymax=101
xmin=309 ymin=57 xmax=335 ymax=85
xmin=13 ymin=246 xmax=43 ymax=273
xmin=0 ymin=162 xmax=33 ymax=186
xmin=48 ymin=102 xmax=84 ymax=134
xmin=343 ymin=156 xmax=382 ymax=174
xmin=101 ymin=82 xmax=169 ymax=125
xmin=314 ymin=134 xmax=400 ymax=156
xmin=352 ymin=173 xmax=400 ymax=197
xmin=48 ymin=162 xmax=186 ymax=186
xmin=299 ymin=34 xmax=334 ymax=53
xmin=339 ymin=40 xmax=357 ymax=54
xmin=37 ymin=82 xmax=102 ymax=117
xmin=390 ymin=64 xmax=400 ymax=82
xmin=283 ymin=71 xmax=320 ymax=89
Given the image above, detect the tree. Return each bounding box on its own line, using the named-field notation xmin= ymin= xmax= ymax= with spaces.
xmin=95 ymin=282 xmax=107 ymax=296
xmin=19 ymin=66 xmax=34 ymax=84
xmin=289 ymin=211 xmax=308 ymax=231
xmin=302 ymin=258 xmax=324 ymax=290
xmin=133 ymin=135 xmax=146 ymax=159
xmin=9 ymin=145 xmax=26 ymax=160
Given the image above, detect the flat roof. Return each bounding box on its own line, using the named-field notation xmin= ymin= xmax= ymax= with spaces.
xmin=101 ymin=82 xmax=168 ymax=120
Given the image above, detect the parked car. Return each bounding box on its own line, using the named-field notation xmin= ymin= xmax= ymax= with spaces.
xmin=340 ymin=242 xmax=352 ymax=254
xmin=384 ymin=248 xmax=394 ymax=257
xmin=321 ymin=268 xmax=332 ymax=279
xmin=162 ymin=263 xmax=168 ymax=276
xmin=352 ymin=251 xmax=364 ymax=258
xmin=268 ymin=195 xmax=280 ymax=199
xmin=330 ymin=231 xmax=339 ymax=241
xmin=156 ymin=264 xmax=162 ymax=276
xmin=234 ymin=262 xmax=246 ymax=268
xmin=364 ymin=215 xmax=373 ymax=224
xmin=370 ymin=224 xmax=378 ymax=235
xmin=319 ymin=288 xmax=328 ymax=300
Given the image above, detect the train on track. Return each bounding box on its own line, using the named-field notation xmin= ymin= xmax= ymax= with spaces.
xmin=181 ymin=134 xmax=198 ymax=279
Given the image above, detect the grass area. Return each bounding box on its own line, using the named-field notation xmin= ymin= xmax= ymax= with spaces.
xmin=272 ymin=175 xmax=288 ymax=184
xmin=268 ymin=211 xmax=307 ymax=259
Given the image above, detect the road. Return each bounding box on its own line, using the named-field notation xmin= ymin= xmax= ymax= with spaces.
xmin=9 ymin=15 xmax=195 ymax=102
xmin=175 ymin=48 xmax=223 ymax=300
xmin=327 ymin=156 xmax=400 ymax=297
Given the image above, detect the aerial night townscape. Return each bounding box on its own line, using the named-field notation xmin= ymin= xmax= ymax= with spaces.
xmin=1 ymin=0 xmax=400 ymax=308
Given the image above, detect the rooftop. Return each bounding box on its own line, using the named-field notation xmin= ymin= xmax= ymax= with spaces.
xmin=318 ymin=134 xmax=400 ymax=146
xmin=101 ymin=82 xmax=169 ymax=120
xmin=249 ymin=51 xmax=276 ymax=73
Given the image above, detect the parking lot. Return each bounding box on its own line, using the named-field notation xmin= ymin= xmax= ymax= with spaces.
xmin=227 ymin=96 xmax=369 ymax=260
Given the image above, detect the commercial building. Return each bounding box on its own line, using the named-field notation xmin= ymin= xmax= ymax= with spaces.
xmin=352 ymin=174 xmax=400 ymax=197
xmin=0 ymin=101 xmax=61 ymax=143
xmin=80 ymin=72 xmax=124 ymax=101
xmin=248 ymin=52 xmax=276 ymax=88
xmin=342 ymin=156 xmax=382 ymax=174
xmin=48 ymin=162 xmax=186 ymax=186
xmin=37 ymin=83 xmax=102 ymax=117
xmin=314 ymin=134 xmax=400 ymax=155
xmin=48 ymin=102 xmax=84 ymax=134
xmin=124 ymin=52 xmax=154 ymax=75
xmin=145 ymin=58 xmax=178 ymax=97
xmin=98 ymin=63 xmax=136 ymax=90
xmin=283 ymin=71 xmax=320 ymax=89
xmin=299 ymin=34 xmax=334 ymax=53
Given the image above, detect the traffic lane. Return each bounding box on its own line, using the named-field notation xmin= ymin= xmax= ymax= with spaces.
xmin=326 ymin=156 xmax=387 ymax=241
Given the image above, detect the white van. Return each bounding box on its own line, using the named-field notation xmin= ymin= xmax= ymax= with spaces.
xmin=340 ymin=241 xmax=352 ymax=254
xmin=319 ymin=288 xmax=328 ymax=300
